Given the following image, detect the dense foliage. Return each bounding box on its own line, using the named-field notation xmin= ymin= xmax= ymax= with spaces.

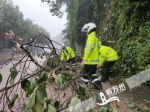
xmin=105 ymin=0 xmax=150 ymax=80
xmin=43 ymin=0 xmax=150 ymax=81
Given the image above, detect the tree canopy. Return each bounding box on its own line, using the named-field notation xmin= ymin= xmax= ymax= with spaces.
xmin=0 ymin=0 xmax=50 ymax=45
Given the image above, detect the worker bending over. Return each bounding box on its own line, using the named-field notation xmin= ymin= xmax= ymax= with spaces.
xmin=60 ymin=45 xmax=76 ymax=71
xmin=97 ymin=42 xmax=118 ymax=82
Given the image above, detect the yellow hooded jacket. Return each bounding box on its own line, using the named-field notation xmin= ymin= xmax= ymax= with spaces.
xmin=83 ymin=31 xmax=99 ymax=64
xmin=60 ymin=47 xmax=75 ymax=61
xmin=98 ymin=43 xmax=118 ymax=66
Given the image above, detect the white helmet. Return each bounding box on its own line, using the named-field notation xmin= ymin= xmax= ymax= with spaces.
xmin=81 ymin=22 xmax=97 ymax=33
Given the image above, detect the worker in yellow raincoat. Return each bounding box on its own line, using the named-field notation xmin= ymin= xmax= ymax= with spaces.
xmin=97 ymin=42 xmax=118 ymax=82
xmin=80 ymin=22 xmax=102 ymax=90
xmin=60 ymin=45 xmax=76 ymax=71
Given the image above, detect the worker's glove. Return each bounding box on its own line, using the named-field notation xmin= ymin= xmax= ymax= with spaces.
xmin=97 ymin=65 xmax=101 ymax=68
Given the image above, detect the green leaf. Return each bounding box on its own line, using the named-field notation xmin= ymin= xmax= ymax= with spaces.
xmin=83 ymin=97 xmax=96 ymax=111
xmin=8 ymin=93 xmax=18 ymax=109
xmin=9 ymin=79 xmax=14 ymax=86
xmin=91 ymin=96 xmax=96 ymax=102
xmin=112 ymin=109 xmax=118 ymax=112
xmin=127 ymin=103 xmax=135 ymax=109
xmin=62 ymin=73 xmax=72 ymax=81
xmin=45 ymin=99 xmax=52 ymax=104
xmin=10 ymin=67 xmax=18 ymax=80
xmin=70 ymin=96 xmax=81 ymax=105
xmin=40 ymin=71 xmax=47 ymax=82
xmin=54 ymin=100 xmax=60 ymax=108
xmin=83 ymin=85 xmax=89 ymax=95
xmin=79 ymin=85 xmax=89 ymax=95
xmin=100 ymin=107 xmax=107 ymax=112
xmin=68 ymin=96 xmax=81 ymax=111
xmin=0 ymin=73 xmax=2 ymax=83
xmin=36 ymin=91 xmax=44 ymax=104
xmin=33 ymin=100 xmax=43 ymax=112
xmin=25 ymin=92 xmax=36 ymax=109
xmin=25 ymin=81 xmax=36 ymax=97
xmin=55 ymin=76 xmax=62 ymax=85
xmin=21 ymin=79 xmax=31 ymax=91
xmin=106 ymin=109 xmax=111 ymax=112
xmin=39 ymin=86 xmax=47 ymax=97
xmin=48 ymin=104 xmax=56 ymax=112
xmin=30 ymin=81 xmax=36 ymax=90
xmin=37 ymin=53 xmax=41 ymax=57
xmin=25 ymin=79 xmax=37 ymax=97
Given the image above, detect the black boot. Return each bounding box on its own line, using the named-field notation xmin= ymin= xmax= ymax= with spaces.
xmin=106 ymin=76 xmax=109 ymax=81
xmin=101 ymin=75 xmax=109 ymax=83
xmin=101 ymin=75 xmax=107 ymax=83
